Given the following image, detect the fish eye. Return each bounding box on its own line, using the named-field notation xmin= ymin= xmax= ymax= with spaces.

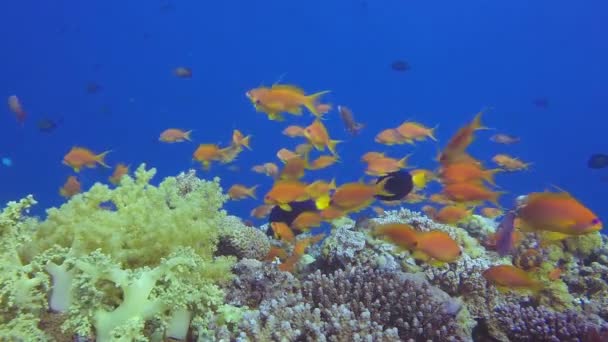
xmin=592 ymin=218 xmax=601 ymax=225
xmin=255 ymin=99 xmax=261 ymax=105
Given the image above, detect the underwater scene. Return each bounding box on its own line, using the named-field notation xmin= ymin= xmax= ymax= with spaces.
xmin=1 ymin=0 xmax=608 ymax=341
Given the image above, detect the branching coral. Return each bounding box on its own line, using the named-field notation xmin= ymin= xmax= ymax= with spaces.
xmin=494 ymin=303 xmax=608 ymax=341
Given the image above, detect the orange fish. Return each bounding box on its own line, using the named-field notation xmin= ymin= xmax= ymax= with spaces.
xmin=303 ymin=119 xmax=341 ymax=155
xmin=264 ymin=246 xmax=288 ymax=261
xmin=270 ymin=222 xmax=295 ymax=243
xmin=264 ymin=180 xmax=310 ymax=211
xmin=246 ymin=84 xmax=330 ymax=121
xmin=307 ymin=155 xmax=338 ymax=170
xmin=421 ymin=205 xmax=437 ymax=218
xmin=252 ymin=162 xmax=280 ymax=179
xmin=278 ymin=234 xmax=324 ymax=272
xmin=396 ymin=121 xmax=437 ymax=142
xmin=375 ymin=128 xmax=411 ymax=145
xmin=280 ymin=156 xmax=308 ymax=180
xmin=516 ymin=192 xmax=602 ymax=239
xmin=7 ymin=95 xmax=26 ymax=123
xmin=433 ymin=205 xmax=472 ymax=224
xmin=59 ymin=175 xmax=81 ymax=198
xmin=63 ymin=147 xmax=111 ymax=172
xmin=361 ymin=151 xmax=385 ymax=163
xmin=228 ymin=184 xmax=258 ymax=200
xmin=232 ymin=129 xmax=252 ymax=150
xmin=331 ymin=178 xmax=391 ymax=213
xmin=250 ymin=204 xmax=274 ymax=218
xmin=429 ymin=193 xmax=453 ymax=205
xmin=443 ymin=182 xmax=503 ymax=206
xmin=364 ymin=155 xmax=410 ymax=176
xmin=373 ymin=223 xmax=418 ymax=251
xmin=320 ymin=205 xmax=345 ymax=220
xmin=276 ymin=148 xmax=300 ymax=162
xmin=413 ymin=231 xmax=461 ymax=265
xmin=482 ymin=264 xmax=541 ymax=292
xmin=294 ymin=143 xmax=313 ymax=156
xmin=492 ymin=154 xmax=531 ymax=171
xmin=291 ymin=211 xmax=323 ymax=232
xmin=282 ymin=125 xmax=306 ymax=138
xmin=480 ymin=207 xmax=503 ymax=218
xmin=193 ymin=144 xmax=223 ymax=169
xmin=440 ymin=162 xmax=501 ymax=186
xmin=109 ymin=163 xmax=129 ymax=185
xmin=439 ymin=110 xmax=487 ymax=165
xmin=315 ymin=103 xmax=333 ymax=117
xmin=403 ymin=192 xmax=426 ymax=204
xmin=159 ymin=128 xmax=193 ymax=143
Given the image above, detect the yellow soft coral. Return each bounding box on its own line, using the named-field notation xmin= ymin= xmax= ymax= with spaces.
xmin=26 ymin=164 xmax=228 ymax=268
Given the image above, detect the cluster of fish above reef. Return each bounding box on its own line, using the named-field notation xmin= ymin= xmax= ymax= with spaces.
xmin=2 ymin=84 xmax=608 ymax=341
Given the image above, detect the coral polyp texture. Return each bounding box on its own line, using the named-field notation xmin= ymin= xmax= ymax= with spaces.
xmin=2 ymin=167 xmax=608 ymax=341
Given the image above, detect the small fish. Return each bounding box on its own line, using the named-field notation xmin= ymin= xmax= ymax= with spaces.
xmin=433 ymin=205 xmax=472 ymax=225
xmin=1 ymin=157 xmax=12 ymax=167
xmin=375 ymin=128 xmax=412 ymax=145
xmin=291 ymin=211 xmax=323 ymax=232
xmin=270 ymin=222 xmax=295 ymax=243
xmin=250 ymin=204 xmax=274 ymax=218
xmin=193 ymin=144 xmax=223 ymax=170
xmin=482 ymin=264 xmax=541 ymax=292
xmin=228 ymin=184 xmax=258 ymax=200
xmin=396 ymin=121 xmax=437 ymax=142
xmin=492 ymin=154 xmax=531 ymax=171
xmin=490 ymin=133 xmax=520 ymax=144
xmin=159 ymin=129 xmax=193 ymax=143
xmin=307 ymin=155 xmax=338 ymax=170
xmin=59 ymin=175 xmax=81 ymax=198
xmin=174 ymin=67 xmax=193 ymax=78
xmin=264 ymin=180 xmax=310 ymax=211
xmin=85 ymin=82 xmax=102 ymax=94
xmin=232 ymin=129 xmax=252 ymax=150
xmin=246 ymin=84 xmax=330 ymax=121
xmin=109 ymin=163 xmax=129 ymax=185
xmin=374 ymin=170 xmax=414 ymax=202
xmin=372 ymin=223 xmax=418 ymax=251
xmin=37 ymin=118 xmax=62 ymax=133
xmin=331 ymin=178 xmax=392 ymax=213
xmin=63 ymin=147 xmax=111 ymax=172
xmin=391 ymin=60 xmax=410 ymax=72
xmin=303 ymin=119 xmax=341 ymax=155
xmin=338 ymin=105 xmax=364 ymax=135
xmin=8 ymin=95 xmax=26 ymax=123
xmin=413 ymin=231 xmax=461 ymax=265
xmin=588 ymin=153 xmax=608 ymax=169
xmin=364 ymin=155 xmax=411 ymax=176
xmin=282 ymin=125 xmax=306 ymax=138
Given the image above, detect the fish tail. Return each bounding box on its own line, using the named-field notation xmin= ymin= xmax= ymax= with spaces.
xmin=489 ymin=190 xmax=506 ymax=207
xmin=304 ymin=90 xmax=331 ymax=117
xmin=471 ymin=111 xmax=490 ymax=131
xmin=184 ymin=130 xmax=194 ymax=141
xmin=375 ymin=177 xmax=394 ymax=197
xmin=241 ymin=135 xmax=252 ymax=150
xmin=428 ymin=124 xmax=439 ymax=141
xmin=398 ymin=154 xmax=412 ymax=169
xmin=248 ymin=185 xmax=259 ymax=199
xmin=328 ymin=139 xmax=341 ymax=156
xmin=95 ymin=150 xmax=112 ymax=168
xmin=483 ymin=168 xmax=502 ymax=186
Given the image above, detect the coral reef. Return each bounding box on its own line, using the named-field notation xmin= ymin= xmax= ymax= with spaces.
xmin=217 ymin=216 xmax=271 ymax=260
xmin=494 ymin=303 xmax=608 ymax=341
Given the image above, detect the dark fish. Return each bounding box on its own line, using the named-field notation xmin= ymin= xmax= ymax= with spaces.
xmin=495 ymin=210 xmax=516 ymax=256
xmin=588 ymin=154 xmax=608 ymax=169
xmin=374 ymin=170 xmax=413 ymax=201
xmin=267 ymin=200 xmax=317 ymax=236
xmin=391 ymin=60 xmax=410 ymax=72
xmin=37 ymin=118 xmax=62 ymax=133
xmin=338 ymin=105 xmax=364 ymax=136
xmin=490 ymin=133 xmax=520 ymax=145
xmin=532 ymin=97 xmax=549 ymax=108
xmin=86 ymin=82 xmax=102 ymax=94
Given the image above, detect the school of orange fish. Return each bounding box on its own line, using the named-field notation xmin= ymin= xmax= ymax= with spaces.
xmin=7 ymin=83 xmax=603 ymax=290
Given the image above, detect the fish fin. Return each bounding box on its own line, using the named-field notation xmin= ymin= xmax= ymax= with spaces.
xmin=483 ymin=168 xmax=502 ymax=186
xmin=184 ymin=130 xmax=194 ymax=141
xmin=267 ymin=112 xmax=284 ymax=121
xmin=412 ymin=250 xmax=430 ymax=261
xmin=272 ymin=84 xmax=305 ymax=94
xmin=59 ymin=188 xmax=67 ymax=197
xmin=279 ymin=204 xmax=292 ymax=211
xmin=428 ymin=124 xmax=439 ymax=141
xmin=248 ymin=185 xmax=259 ymax=200
xmin=287 ymin=107 xmax=303 ymax=115
xmin=240 ymin=135 xmax=252 ymax=150
xmin=327 ymin=140 xmax=341 ymax=156
xmin=397 ymin=154 xmax=412 ymax=169
xmin=304 ymin=90 xmax=331 ymax=117
xmin=315 ymin=194 xmax=331 ymax=210
xmin=95 ymin=150 xmax=112 ymax=168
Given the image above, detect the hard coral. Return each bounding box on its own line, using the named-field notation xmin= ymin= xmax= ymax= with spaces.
xmin=217 ymin=216 xmax=270 ymax=260
xmin=494 ymin=303 xmax=608 ymax=342
xmin=224 ymin=266 xmax=469 ymax=341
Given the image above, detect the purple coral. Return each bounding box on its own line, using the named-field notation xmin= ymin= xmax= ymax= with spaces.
xmin=225 ymin=266 xmax=467 ymax=340
xmin=495 ymin=303 xmax=608 ymax=342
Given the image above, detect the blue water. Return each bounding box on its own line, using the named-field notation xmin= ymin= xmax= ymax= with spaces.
xmin=1 ymin=0 xmax=607 ymax=229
